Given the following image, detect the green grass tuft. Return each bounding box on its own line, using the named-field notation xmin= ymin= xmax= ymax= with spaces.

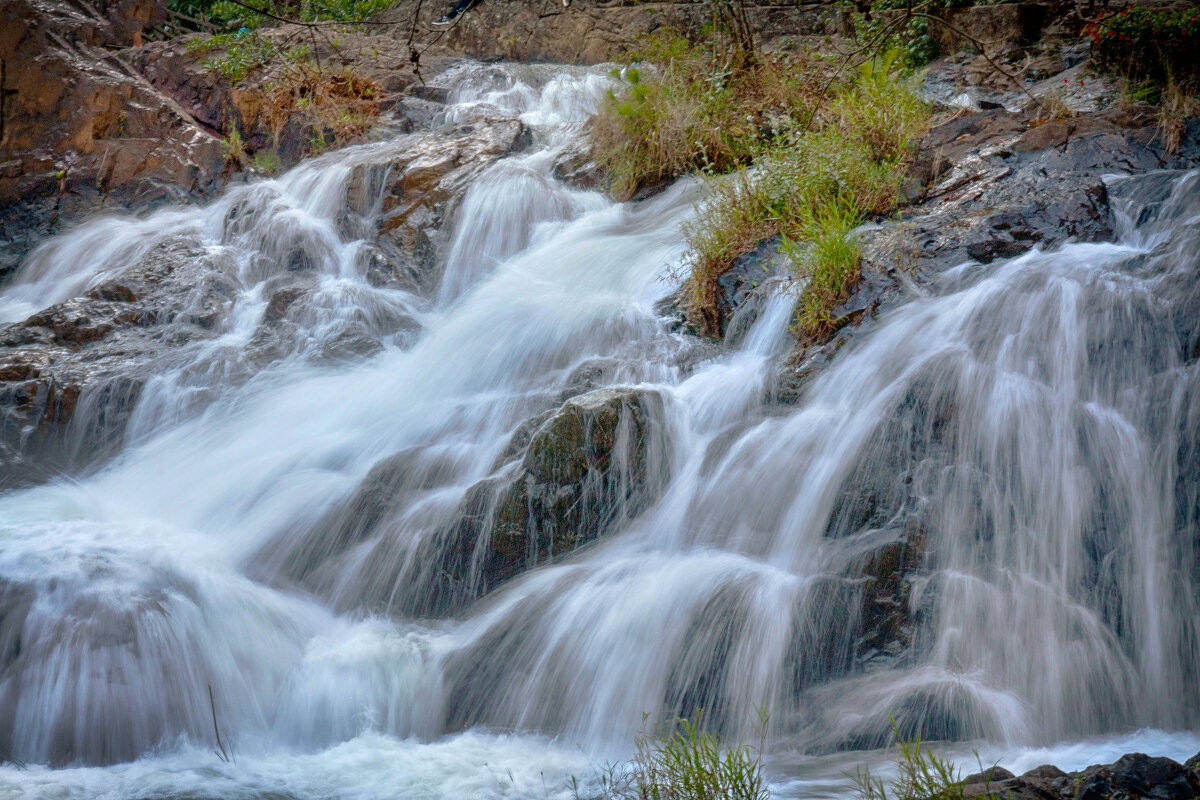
xmin=853 ymin=722 xmax=1006 ymax=800
xmin=585 ymin=712 xmax=770 ymax=800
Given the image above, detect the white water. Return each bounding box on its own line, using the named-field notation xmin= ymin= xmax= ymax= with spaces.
xmin=1 ymin=62 xmax=1199 ymax=798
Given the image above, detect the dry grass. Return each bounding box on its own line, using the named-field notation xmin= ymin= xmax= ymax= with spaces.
xmin=1157 ymin=78 xmax=1200 ymax=155
xmin=259 ymin=62 xmax=381 ymax=152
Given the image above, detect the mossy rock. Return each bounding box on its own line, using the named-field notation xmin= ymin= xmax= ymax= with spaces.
xmin=441 ymin=386 xmax=671 ymax=607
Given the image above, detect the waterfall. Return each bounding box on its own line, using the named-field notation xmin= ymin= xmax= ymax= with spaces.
xmin=0 ymin=61 xmax=1198 ymax=798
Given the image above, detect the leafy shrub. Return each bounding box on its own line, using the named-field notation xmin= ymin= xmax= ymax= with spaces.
xmin=195 ymin=31 xmax=276 ymax=83
xmin=1085 ymin=7 xmax=1200 ymax=83
xmin=168 ymin=0 xmax=399 ymax=31
xmin=591 ymin=34 xmax=817 ymax=201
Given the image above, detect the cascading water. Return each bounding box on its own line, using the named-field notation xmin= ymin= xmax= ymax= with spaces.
xmin=0 ymin=59 xmax=1198 ymax=799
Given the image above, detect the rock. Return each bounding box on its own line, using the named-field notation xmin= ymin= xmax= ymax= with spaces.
xmin=0 ymin=239 xmax=241 ymax=487
xmin=689 ymin=237 xmax=784 ymax=339
xmin=1107 ymin=754 xmax=1200 ymax=800
xmin=851 ymin=522 xmax=926 ymax=668
xmin=1024 ymin=765 xmax=1069 ymax=781
xmin=351 ymin=117 xmax=531 ymax=292
xmin=965 ymin=766 xmax=1017 ymax=785
xmin=0 ymin=0 xmax=225 ymax=278
xmin=431 ymin=386 xmax=671 ymax=612
xmin=1015 ymin=121 xmax=1073 ymax=152
xmin=965 ymin=238 xmax=1035 ymax=263
xmin=377 ymin=0 xmax=848 ymax=66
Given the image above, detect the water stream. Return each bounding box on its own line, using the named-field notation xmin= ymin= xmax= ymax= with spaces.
xmin=0 ymin=62 xmax=1198 ymax=798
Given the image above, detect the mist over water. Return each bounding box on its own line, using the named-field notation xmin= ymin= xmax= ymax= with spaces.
xmin=1 ymin=62 xmax=1198 ymax=798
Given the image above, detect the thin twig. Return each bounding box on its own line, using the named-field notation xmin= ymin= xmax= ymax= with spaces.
xmin=908 ymin=11 xmax=1046 ymax=111
xmin=208 ymin=684 xmax=231 ymax=763
xmin=799 ymin=10 xmax=912 ymax=137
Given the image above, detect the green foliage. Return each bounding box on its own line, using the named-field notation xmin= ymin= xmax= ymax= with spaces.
xmin=680 ymin=51 xmax=927 ymax=339
xmin=587 ymin=712 xmax=770 ymax=800
xmin=591 ymin=32 xmax=814 ymax=200
xmin=1084 ymin=6 xmax=1200 ymax=45
xmin=250 ymin=148 xmax=283 ymax=175
xmin=851 ymin=0 xmax=1010 ymax=70
xmin=1085 ymin=6 xmax=1200 ymax=83
xmin=852 ymin=723 xmax=1004 ymax=800
xmin=196 ymin=31 xmax=276 ymax=83
xmin=854 ymin=11 xmax=939 ymax=71
xmin=222 ymin=126 xmax=247 ymax=166
xmin=784 ymin=196 xmax=863 ymax=338
xmin=168 ymin=0 xmax=399 ymax=31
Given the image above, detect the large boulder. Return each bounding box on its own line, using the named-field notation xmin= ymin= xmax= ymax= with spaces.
xmin=424 ymin=386 xmax=672 ymax=613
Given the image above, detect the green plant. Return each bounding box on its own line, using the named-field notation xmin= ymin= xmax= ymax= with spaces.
xmin=199 ymin=32 xmax=276 ymax=84
xmin=222 ymin=126 xmax=247 ymax=167
xmin=591 ymin=31 xmax=817 ymax=200
xmin=854 ymin=9 xmax=939 ymax=71
xmin=785 ymin=195 xmax=864 ymax=339
xmin=679 ymin=51 xmax=926 ymax=338
xmin=588 ymin=711 xmax=770 ymax=800
xmin=250 ymin=148 xmax=282 ymax=175
xmin=169 ymin=0 xmax=400 ymax=31
xmin=1155 ymin=77 xmax=1200 ymax=155
xmin=1085 ymin=6 xmax=1200 ymax=83
xmin=852 ymin=722 xmax=1003 ymax=800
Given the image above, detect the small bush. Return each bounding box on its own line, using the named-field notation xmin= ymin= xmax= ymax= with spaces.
xmin=169 ymin=0 xmax=399 ymax=31
xmin=591 ymin=34 xmax=818 ymax=200
xmin=785 ymin=195 xmax=863 ymax=339
xmin=196 ymin=31 xmax=276 ymax=83
xmin=1085 ymin=6 xmax=1200 ymax=83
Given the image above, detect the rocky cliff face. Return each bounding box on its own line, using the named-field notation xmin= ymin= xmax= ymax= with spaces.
xmin=0 ymin=0 xmax=228 ymax=279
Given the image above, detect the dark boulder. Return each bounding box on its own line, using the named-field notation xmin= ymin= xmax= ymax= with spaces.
xmin=430 ymin=386 xmax=671 ymax=612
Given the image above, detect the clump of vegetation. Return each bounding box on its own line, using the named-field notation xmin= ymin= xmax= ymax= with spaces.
xmin=250 ymin=148 xmax=283 ymax=175
xmin=1085 ymin=6 xmax=1200 ymax=84
xmin=679 ymin=54 xmax=924 ymax=338
xmin=185 ymin=28 xmax=380 ymax=160
xmin=593 ymin=14 xmax=928 ymax=341
xmin=590 ymin=34 xmax=817 ymax=201
xmin=584 ymin=712 xmax=770 ymax=800
xmin=853 ymin=726 xmax=1004 ymax=800
xmin=261 ymin=59 xmax=380 ymax=148
xmin=1155 ymin=78 xmax=1200 ymax=156
xmin=852 ymin=0 xmax=1008 ymax=71
xmin=169 ymin=0 xmax=398 ymax=31
xmin=189 ymin=30 xmax=277 ymax=83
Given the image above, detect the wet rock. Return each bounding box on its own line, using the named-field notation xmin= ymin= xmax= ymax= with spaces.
xmin=348 ymin=117 xmax=531 ymax=292
xmin=965 ymin=766 xmax=1017 ymax=785
xmin=855 ymin=100 xmax=1196 ymax=284
xmin=433 ymin=386 xmax=671 ymax=612
xmin=851 ymin=522 xmax=926 ymax=668
xmin=0 ymin=240 xmax=237 ymax=487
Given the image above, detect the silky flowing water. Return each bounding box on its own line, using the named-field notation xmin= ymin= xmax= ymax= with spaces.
xmin=0 ymin=62 xmax=1198 ymax=799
